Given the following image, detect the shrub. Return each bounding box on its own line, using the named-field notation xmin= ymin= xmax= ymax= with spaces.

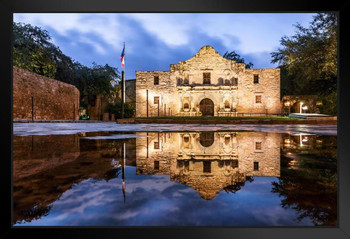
xmin=105 ymin=101 xmax=135 ymax=118
xmin=318 ymin=91 xmax=337 ymax=116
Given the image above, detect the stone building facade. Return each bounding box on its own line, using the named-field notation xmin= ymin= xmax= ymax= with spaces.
xmin=136 ymin=131 xmax=281 ymax=200
xmin=136 ymin=46 xmax=281 ymax=117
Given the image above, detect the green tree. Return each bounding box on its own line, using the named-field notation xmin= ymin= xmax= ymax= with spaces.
xmin=223 ymin=51 xmax=254 ymax=69
xmin=13 ymin=22 xmax=121 ymax=111
xmin=271 ymin=13 xmax=337 ymax=96
xmin=13 ymin=22 xmax=59 ymax=78
xmin=105 ymin=101 xmax=135 ymax=118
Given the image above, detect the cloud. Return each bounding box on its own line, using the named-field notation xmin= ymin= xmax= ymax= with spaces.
xmin=78 ymin=35 xmax=107 ymax=55
xmin=17 ymin=171 xmax=314 ymax=227
xmin=245 ymin=51 xmax=278 ymax=69
xmin=13 ymin=13 xmax=316 ymax=79
xmin=13 ymin=13 xmax=123 ymax=51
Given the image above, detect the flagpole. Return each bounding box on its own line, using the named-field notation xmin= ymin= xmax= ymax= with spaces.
xmin=121 ymin=42 xmax=125 ymax=119
xmin=122 ymin=142 xmax=126 ymax=204
xmin=123 ymin=42 xmax=126 ymax=104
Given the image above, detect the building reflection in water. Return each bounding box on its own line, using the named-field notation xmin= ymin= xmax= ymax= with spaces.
xmin=13 ymin=131 xmax=337 ymax=226
xmin=136 ymin=132 xmax=281 ymax=200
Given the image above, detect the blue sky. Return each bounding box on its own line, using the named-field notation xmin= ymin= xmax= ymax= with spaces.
xmin=13 ymin=13 xmax=316 ymax=80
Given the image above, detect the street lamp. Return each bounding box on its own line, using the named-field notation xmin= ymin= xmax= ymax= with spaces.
xmin=302 ymin=105 xmax=308 ymax=113
xmin=299 ymin=102 xmax=303 ymax=114
xmin=285 ymin=101 xmax=291 ymax=115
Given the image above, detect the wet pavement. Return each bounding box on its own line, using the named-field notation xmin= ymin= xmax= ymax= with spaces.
xmin=13 ymin=122 xmax=337 ymax=136
xmin=12 ymin=123 xmax=337 ymax=226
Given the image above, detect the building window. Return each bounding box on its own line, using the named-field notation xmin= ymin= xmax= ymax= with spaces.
xmin=183 ymin=136 xmax=190 ymax=143
xmin=154 ymin=141 xmax=159 ymax=149
xmin=256 ymin=142 xmax=262 ymax=150
xmin=224 ymin=100 xmax=230 ymax=109
xmin=154 ymin=96 xmax=159 ymax=104
xmin=254 ymin=162 xmax=259 ymax=171
xmin=231 ymin=77 xmax=238 ymax=86
xmin=154 ymin=76 xmax=159 ymax=85
xmin=184 ymin=161 xmax=190 ymax=172
xmin=154 ymin=161 xmax=159 ymax=170
xmin=225 ymin=136 xmax=230 ymax=145
xmin=203 ymin=72 xmax=211 ymax=84
xmin=184 ymin=103 xmax=189 ymax=110
xmin=254 ymin=74 xmax=259 ymax=84
xmin=255 ymin=95 xmax=262 ymax=104
xmin=184 ymin=73 xmax=189 ymax=85
xmin=203 ymin=161 xmax=211 ymax=173
xmin=232 ymin=160 xmax=238 ymax=168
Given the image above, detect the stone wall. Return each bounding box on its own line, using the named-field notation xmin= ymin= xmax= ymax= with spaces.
xmin=125 ymin=79 xmax=136 ymax=106
xmin=238 ymin=68 xmax=281 ymax=114
xmin=236 ymin=132 xmax=281 ymax=177
xmin=135 ymin=45 xmax=281 ymax=117
xmin=116 ymin=79 xmax=136 ymax=106
xmin=13 ymin=67 xmax=80 ymax=120
xmin=136 ymin=71 xmax=172 ymax=117
xmin=87 ymin=95 xmax=109 ymax=120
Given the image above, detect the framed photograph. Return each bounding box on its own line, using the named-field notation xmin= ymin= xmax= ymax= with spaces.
xmin=2 ymin=0 xmax=350 ymax=238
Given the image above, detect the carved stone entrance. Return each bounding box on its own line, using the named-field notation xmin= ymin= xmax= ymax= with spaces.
xmin=199 ymin=98 xmax=214 ymax=116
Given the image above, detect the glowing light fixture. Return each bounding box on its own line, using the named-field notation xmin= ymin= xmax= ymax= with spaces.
xmin=299 ymin=102 xmax=303 ymax=113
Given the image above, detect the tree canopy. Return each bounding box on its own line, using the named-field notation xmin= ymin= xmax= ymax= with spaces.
xmin=13 ymin=22 xmax=120 ymax=108
xmin=271 ymin=13 xmax=337 ymax=115
xmin=223 ymin=50 xmax=254 ymax=69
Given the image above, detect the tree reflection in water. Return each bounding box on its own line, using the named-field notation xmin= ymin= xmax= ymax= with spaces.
xmin=272 ymin=135 xmax=337 ymax=226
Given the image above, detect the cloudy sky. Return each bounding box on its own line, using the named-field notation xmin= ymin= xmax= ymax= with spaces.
xmin=17 ymin=167 xmax=312 ymax=226
xmin=13 ymin=13 xmax=316 ymax=80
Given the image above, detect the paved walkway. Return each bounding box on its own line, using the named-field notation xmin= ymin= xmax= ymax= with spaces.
xmin=13 ymin=122 xmax=337 ymax=136
xmin=13 ymin=119 xmax=102 ymax=123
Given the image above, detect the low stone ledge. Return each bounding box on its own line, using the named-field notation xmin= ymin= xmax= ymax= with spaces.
xmin=134 ymin=118 xmax=337 ymax=125
xmin=116 ymin=118 xmax=136 ymax=124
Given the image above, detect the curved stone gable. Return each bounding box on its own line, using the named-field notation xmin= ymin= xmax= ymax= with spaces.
xmin=171 ymin=45 xmax=245 ymax=72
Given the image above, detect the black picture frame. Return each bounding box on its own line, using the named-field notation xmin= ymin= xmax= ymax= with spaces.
xmin=2 ymin=0 xmax=350 ymax=238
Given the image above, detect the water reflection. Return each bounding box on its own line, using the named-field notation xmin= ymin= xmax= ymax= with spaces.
xmin=13 ymin=132 xmax=135 ymax=224
xmin=12 ymin=131 xmax=337 ymax=226
xmin=136 ymin=132 xmax=280 ymax=200
xmin=276 ymin=134 xmax=337 ymax=225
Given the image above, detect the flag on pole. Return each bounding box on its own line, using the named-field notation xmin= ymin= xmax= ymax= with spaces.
xmin=120 ymin=43 xmax=125 ymax=68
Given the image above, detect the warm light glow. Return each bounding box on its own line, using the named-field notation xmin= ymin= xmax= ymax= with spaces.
xmin=300 ymin=102 xmax=304 ymax=113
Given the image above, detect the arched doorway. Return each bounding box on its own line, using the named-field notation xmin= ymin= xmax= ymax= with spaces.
xmin=199 ymin=98 xmax=214 ymax=116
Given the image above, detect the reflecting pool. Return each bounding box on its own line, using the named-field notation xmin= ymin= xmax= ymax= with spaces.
xmin=13 ymin=130 xmax=337 ymax=226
